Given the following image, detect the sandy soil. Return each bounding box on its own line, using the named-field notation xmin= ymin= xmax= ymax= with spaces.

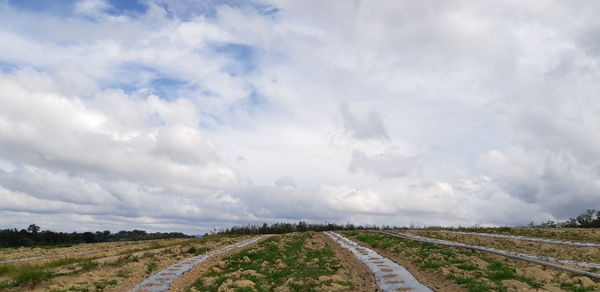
xmin=345 ymin=231 xmax=600 ymax=292
xmin=1 ymin=235 xmax=251 ymax=292
xmin=418 ymin=228 xmax=600 ymax=243
xmin=0 ymin=238 xmax=192 ymax=263
xmin=411 ymin=230 xmax=600 ymax=266
xmin=319 ymin=232 xmax=378 ymax=291
xmin=172 ymin=232 xmax=378 ymax=292
xmin=341 ymin=233 xmax=465 ymax=292
xmin=168 ymin=236 xmax=271 ymax=292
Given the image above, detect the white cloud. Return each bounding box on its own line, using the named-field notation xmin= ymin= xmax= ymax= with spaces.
xmin=0 ymin=0 xmax=599 ymax=233
xmin=74 ymin=0 xmax=111 ymax=18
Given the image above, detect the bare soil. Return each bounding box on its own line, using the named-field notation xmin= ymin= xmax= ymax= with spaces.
xmin=1 ymin=235 xmax=252 ymax=292
xmin=179 ymin=232 xmax=378 ymax=292
xmin=319 ymin=232 xmax=378 ymax=291
xmin=344 ymin=231 xmax=600 ymax=292
xmin=412 ymin=230 xmax=600 ymax=267
xmin=342 ymin=233 xmax=465 ymax=292
xmin=168 ymin=236 xmax=270 ymax=292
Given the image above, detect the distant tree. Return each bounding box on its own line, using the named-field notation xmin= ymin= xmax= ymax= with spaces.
xmin=82 ymin=232 xmax=96 ymax=243
xmin=576 ymin=209 xmax=596 ymax=226
xmin=297 ymin=221 xmax=308 ymax=232
xmin=27 ymin=224 xmax=40 ymax=234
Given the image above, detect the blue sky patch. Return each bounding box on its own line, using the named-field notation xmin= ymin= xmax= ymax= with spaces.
xmin=8 ymin=0 xmax=75 ymax=15
xmin=150 ymin=77 xmax=192 ymax=101
xmin=0 ymin=61 xmax=19 ymax=73
xmin=157 ymin=0 xmax=280 ymax=20
xmin=213 ymin=42 xmax=258 ymax=75
xmin=105 ymin=0 xmax=146 ymax=15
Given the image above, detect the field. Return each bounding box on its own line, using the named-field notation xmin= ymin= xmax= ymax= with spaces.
xmin=0 ymin=235 xmax=253 ymax=292
xmin=1 ymin=229 xmax=599 ymax=291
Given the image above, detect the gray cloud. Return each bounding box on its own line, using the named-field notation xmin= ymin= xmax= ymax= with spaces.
xmin=340 ymin=102 xmax=389 ymax=141
xmin=0 ymin=0 xmax=599 ymax=233
xmin=348 ymin=150 xmax=418 ymax=178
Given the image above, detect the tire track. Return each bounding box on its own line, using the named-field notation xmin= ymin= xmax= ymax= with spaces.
xmin=128 ymin=235 xmax=269 ymax=292
xmin=379 ymin=231 xmax=600 ymax=279
xmin=324 ymin=231 xmax=432 ymax=292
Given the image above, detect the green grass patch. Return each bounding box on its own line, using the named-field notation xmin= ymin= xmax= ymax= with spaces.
xmin=146 ymin=261 xmax=158 ymax=273
xmin=93 ymin=279 xmax=117 ymax=291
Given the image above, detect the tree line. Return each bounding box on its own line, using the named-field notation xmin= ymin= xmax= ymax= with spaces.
xmin=212 ymin=222 xmax=395 ymax=235
xmin=529 ymin=209 xmax=600 ymax=228
xmin=217 ymin=208 xmax=600 ymax=235
xmin=0 ymin=224 xmax=190 ymax=248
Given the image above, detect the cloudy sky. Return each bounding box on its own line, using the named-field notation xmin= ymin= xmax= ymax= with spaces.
xmin=1 ymin=0 xmax=599 ymax=233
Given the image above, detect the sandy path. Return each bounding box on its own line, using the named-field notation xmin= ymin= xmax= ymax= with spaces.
xmin=325 ymin=231 xmax=432 ymax=292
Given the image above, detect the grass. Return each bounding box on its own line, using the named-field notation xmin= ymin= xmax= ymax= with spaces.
xmin=93 ymin=279 xmax=117 ymax=291
xmin=146 ymin=261 xmax=158 ymax=273
xmin=107 ymin=254 xmax=139 ymax=267
xmin=185 ymin=246 xmax=211 ymax=255
xmin=0 ymin=263 xmax=55 ymax=290
xmin=0 ymin=253 xmax=104 ymax=290
xmin=189 ymin=232 xmax=351 ymax=291
xmin=115 ymin=268 xmax=131 ymax=278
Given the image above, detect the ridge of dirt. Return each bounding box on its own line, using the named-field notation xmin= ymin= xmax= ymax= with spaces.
xmin=167 ymin=235 xmax=271 ymax=292
xmin=177 ymin=232 xmax=377 ymax=291
xmin=349 ymin=231 xmax=600 ymax=292
xmin=1 ymin=236 xmax=251 ymax=292
xmin=412 ymin=231 xmax=600 ymax=266
xmin=341 ymin=233 xmax=465 ymax=292
xmin=319 ymin=232 xmax=378 ymax=291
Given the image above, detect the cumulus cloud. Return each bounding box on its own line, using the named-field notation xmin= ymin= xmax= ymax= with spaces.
xmin=0 ymin=0 xmax=599 ymax=233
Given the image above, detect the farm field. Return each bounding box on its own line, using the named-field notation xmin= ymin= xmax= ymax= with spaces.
xmin=0 ymin=235 xmax=254 ymax=292
xmin=178 ymin=231 xmax=377 ymax=292
xmin=413 ymin=228 xmax=600 ymax=243
xmin=1 ymin=229 xmax=600 ymax=291
xmin=343 ymin=230 xmax=600 ymax=292
xmin=407 ymin=230 xmax=600 ymax=268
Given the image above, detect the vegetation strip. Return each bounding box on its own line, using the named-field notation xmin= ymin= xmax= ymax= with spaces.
xmin=436 ymin=230 xmax=600 ymax=247
xmin=379 ymin=231 xmax=600 ymax=279
xmin=398 ymin=232 xmax=600 ymax=269
xmin=325 ymin=231 xmax=432 ymax=292
xmin=128 ymin=235 xmax=268 ymax=292
xmin=188 ymin=232 xmax=367 ymax=291
xmin=0 ymin=250 xmax=102 ymax=264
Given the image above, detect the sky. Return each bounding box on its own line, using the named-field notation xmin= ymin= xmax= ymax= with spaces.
xmin=1 ymin=0 xmax=599 ymax=234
